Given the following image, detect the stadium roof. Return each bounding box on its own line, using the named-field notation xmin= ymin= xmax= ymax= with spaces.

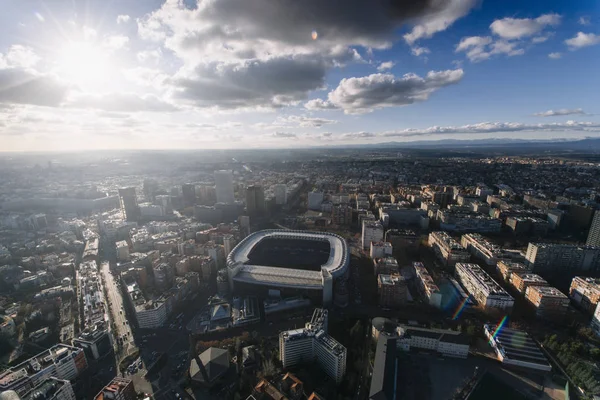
xmin=227 ymin=230 xmax=349 ymax=289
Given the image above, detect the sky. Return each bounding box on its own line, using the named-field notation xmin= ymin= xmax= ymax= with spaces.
xmin=0 ymin=0 xmax=599 ymax=151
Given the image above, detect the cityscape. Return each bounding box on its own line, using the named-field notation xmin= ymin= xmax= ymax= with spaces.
xmin=1 ymin=0 xmax=600 ymax=400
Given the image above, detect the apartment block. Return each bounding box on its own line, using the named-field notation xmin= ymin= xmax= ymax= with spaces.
xmin=362 ymin=221 xmax=384 ymax=250
xmin=525 ymin=286 xmax=569 ymax=320
xmin=370 ymin=242 xmax=393 ymax=259
xmin=428 ymin=231 xmax=470 ymax=267
xmin=279 ymin=309 xmax=346 ymax=383
xmin=460 ymin=233 xmax=502 ymax=266
xmin=509 ymin=273 xmax=548 ymax=294
xmin=525 ymin=243 xmax=600 ymax=273
xmin=413 ymin=262 xmax=442 ymax=308
xmin=570 ymin=276 xmax=600 ymax=313
xmin=455 ymin=263 xmax=514 ymax=311
xmin=496 ymin=260 xmax=531 ymax=281
xmin=378 ymin=274 xmax=407 ymax=308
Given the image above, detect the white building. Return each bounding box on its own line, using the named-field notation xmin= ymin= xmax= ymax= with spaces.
xmin=308 ymin=192 xmax=324 ymax=211
xmin=115 ymin=240 xmax=129 ymax=262
xmin=279 ymin=309 xmax=346 ymax=383
xmin=273 ymin=184 xmax=288 ymax=205
xmin=397 ymin=326 xmax=469 ymax=358
xmin=455 ymin=263 xmax=514 ymax=311
xmin=223 ymin=234 xmax=236 ymax=257
xmin=214 ymin=170 xmax=235 ymax=204
xmin=362 ymin=220 xmax=384 ymax=249
xmin=370 ymin=242 xmax=393 ymax=259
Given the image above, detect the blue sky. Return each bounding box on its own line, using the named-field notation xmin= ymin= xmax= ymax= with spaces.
xmin=0 ymin=0 xmax=599 ymax=151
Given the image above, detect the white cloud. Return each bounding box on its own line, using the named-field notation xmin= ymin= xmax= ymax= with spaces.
xmin=83 ymin=26 xmax=98 ymax=40
xmin=5 ymin=45 xmax=40 ymax=68
xmin=137 ymin=49 xmax=162 ymax=64
xmin=117 ymin=15 xmax=131 ymax=24
xmin=411 ymin=46 xmax=431 ymax=56
xmin=35 ymin=13 xmax=45 ymax=22
xmin=490 ymin=13 xmax=561 ymax=40
xmin=103 ymin=35 xmax=129 ymax=50
xmin=122 ymin=67 xmax=168 ymax=88
xmin=316 ymin=69 xmax=464 ymax=114
xmin=455 ymin=36 xmax=523 ymax=62
xmin=533 ymin=108 xmax=585 ymax=117
xmin=578 ymin=16 xmax=591 ymax=26
xmin=565 ymin=32 xmax=600 ymax=50
xmin=304 ymin=98 xmax=337 ymax=111
xmin=548 ymin=52 xmax=562 ymax=59
xmin=403 ymin=0 xmax=478 ymax=44
xmin=275 ymin=115 xmax=337 ymax=128
xmin=66 ymin=92 xmax=178 ymax=112
xmin=531 ymin=35 xmax=551 ymax=44
xmin=377 ymin=61 xmax=395 ymax=71
xmin=0 ymin=68 xmax=69 ymax=106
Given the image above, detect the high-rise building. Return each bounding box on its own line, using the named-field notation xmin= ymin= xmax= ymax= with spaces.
xmin=362 ymin=220 xmax=384 ymax=249
xmin=118 ymin=187 xmax=140 ymax=222
xmin=143 ymin=179 xmax=159 ymax=202
xmin=587 ymin=210 xmax=600 ymax=247
xmin=182 ymin=183 xmax=196 ymax=208
xmin=525 ymin=243 xmax=600 ymax=273
xmin=93 ymin=378 xmax=136 ymax=400
xmin=378 ymin=273 xmax=407 ymax=308
xmin=308 ymin=191 xmax=324 ymax=211
xmin=279 ymin=309 xmax=346 ymax=383
xmin=273 ymin=184 xmax=288 ymax=205
xmin=214 ymin=170 xmax=235 ymax=204
xmin=332 ymin=204 xmax=353 ymax=226
xmin=246 ymin=185 xmax=265 ymax=216
xmin=223 ymin=234 xmax=237 ymax=257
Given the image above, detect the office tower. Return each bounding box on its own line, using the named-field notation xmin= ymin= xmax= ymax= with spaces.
xmin=246 ymin=185 xmax=265 ymax=216
xmin=155 ymin=194 xmax=173 ymax=215
xmin=182 ymin=183 xmax=196 ymax=207
xmin=587 ymin=210 xmax=600 ymax=246
xmin=214 ymin=170 xmax=235 ymax=204
xmin=118 ymin=187 xmax=140 ymax=222
xmin=308 ymin=191 xmax=324 ymax=210
xmin=143 ymin=179 xmax=158 ymax=201
xmin=273 ymin=184 xmax=288 ymax=205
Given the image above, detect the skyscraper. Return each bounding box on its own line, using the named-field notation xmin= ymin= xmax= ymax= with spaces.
xmin=118 ymin=187 xmax=140 ymax=221
xmin=182 ymin=183 xmax=196 ymax=207
xmin=214 ymin=170 xmax=234 ymax=204
xmin=246 ymin=185 xmax=265 ymax=216
xmin=587 ymin=210 xmax=600 ymax=247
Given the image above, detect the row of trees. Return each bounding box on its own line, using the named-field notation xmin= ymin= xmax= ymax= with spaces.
xmin=543 ymin=333 xmax=600 ymax=395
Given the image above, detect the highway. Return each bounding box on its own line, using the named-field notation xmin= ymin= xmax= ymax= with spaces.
xmin=101 ymin=261 xmax=136 ymax=358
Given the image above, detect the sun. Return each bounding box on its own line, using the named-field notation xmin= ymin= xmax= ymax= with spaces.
xmin=56 ymin=41 xmax=112 ymax=90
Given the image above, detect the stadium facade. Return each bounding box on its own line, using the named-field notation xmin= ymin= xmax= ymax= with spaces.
xmin=226 ymin=230 xmax=349 ymax=305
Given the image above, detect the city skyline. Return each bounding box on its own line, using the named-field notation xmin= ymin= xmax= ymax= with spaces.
xmin=1 ymin=0 xmax=599 ymax=151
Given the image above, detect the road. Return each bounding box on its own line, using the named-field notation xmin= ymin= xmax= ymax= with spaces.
xmin=100 ymin=261 xmax=136 ymax=358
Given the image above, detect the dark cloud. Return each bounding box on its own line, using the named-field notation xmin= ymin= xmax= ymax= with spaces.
xmin=171 ymin=56 xmax=328 ymax=109
xmin=0 ymin=68 xmax=69 ymax=106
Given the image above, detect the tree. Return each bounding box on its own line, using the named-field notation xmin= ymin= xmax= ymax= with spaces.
xmin=590 ymin=348 xmax=600 ymax=361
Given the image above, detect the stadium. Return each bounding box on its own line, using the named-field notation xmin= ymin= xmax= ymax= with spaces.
xmin=226 ymin=230 xmax=349 ymax=305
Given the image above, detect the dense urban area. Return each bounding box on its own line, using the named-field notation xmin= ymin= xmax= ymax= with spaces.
xmin=1 ymin=147 xmax=600 ymax=400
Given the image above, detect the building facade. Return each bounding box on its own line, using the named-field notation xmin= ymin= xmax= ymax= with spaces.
xmin=413 ymin=262 xmax=442 ymax=308
xmin=362 ymin=221 xmax=384 ymax=249
xmin=570 ymin=276 xmax=600 ymax=314
xmin=378 ymin=274 xmax=407 ymax=308
xmin=525 ymin=286 xmax=569 ymax=320
xmin=429 ymin=232 xmax=470 ymax=266
xmin=455 ymin=263 xmax=514 ymax=311
xmin=214 ymin=170 xmax=235 ymax=204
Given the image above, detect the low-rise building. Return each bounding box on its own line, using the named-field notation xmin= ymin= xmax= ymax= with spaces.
xmin=93 ymin=377 xmax=136 ymax=400
xmin=484 ymin=324 xmax=551 ymax=372
xmin=455 ymin=263 xmax=514 ymax=311
xmin=525 ymin=286 xmax=569 ymax=320
xmin=509 ymin=273 xmax=548 ymax=294
xmin=23 ymin=377 xmax=75 ymax=400
xmin=397 ymin=326 xmax=469 ymax=358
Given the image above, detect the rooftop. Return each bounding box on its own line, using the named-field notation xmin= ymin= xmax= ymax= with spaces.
xmin=456 ymin=263 xmax=511 ymax=297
